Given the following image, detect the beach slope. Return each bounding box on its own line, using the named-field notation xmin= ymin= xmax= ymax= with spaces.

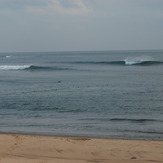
xmin=0 ymin=134 xmax=163 ymax=163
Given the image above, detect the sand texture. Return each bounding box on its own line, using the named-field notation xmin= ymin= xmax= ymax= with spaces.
xmin=0 ymin=134 xmax=163 ymax=163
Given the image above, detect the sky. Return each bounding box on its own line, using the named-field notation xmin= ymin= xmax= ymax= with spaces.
xmin=0 ymin=0 xmax=163 ymax=52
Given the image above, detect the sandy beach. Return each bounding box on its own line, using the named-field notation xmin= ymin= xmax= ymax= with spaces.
xmin=0 ymin=134 xmax=162 ymax=163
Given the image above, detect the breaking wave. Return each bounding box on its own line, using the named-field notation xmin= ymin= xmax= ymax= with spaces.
xmin=0 ymin=65 xmax=31 ymax=70
xmin=124 ymin=56 xmax=163 ymax=65
xmin=63 ymin=56 xmax=162 ymax=66
xmin=124 ymin=60 xmax=163 ymax=66
xmin=71 ymin=60 xmax=163 ymax=66
xmin=0 ymin=65 xmax=68 ymax=71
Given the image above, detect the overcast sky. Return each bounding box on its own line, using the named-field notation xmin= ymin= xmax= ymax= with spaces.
xmin=0 ymin=0 xmax=163 ymax=52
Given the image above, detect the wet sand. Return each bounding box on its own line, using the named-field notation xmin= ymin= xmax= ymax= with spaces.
xmin=0 ymin=133 xmax=163 ymax=163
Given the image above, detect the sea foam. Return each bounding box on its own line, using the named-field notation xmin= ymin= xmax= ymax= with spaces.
xmin=0 ymin=65 xmax=31 ymax=70
xmin=124 ymin=56 xmax=153 ymax=65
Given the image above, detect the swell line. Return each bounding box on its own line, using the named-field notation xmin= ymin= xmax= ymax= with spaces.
xmin=110 ymin=118 xmax=163 ymax=123
xmin=0 ymin=65 xmax=70 ymax=71
xmin=80 ymin=117 xmax=163 ymax=123
xmin=67 ymin=61 xmax=163 ymax=66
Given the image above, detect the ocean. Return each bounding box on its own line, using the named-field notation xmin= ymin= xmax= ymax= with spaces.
xmin=0 ymin=50 xmax=163 ymax=140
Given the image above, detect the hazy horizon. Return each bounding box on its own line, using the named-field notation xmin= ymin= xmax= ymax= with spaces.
xmin=0 ymin=0 xmax=163 ymax=52
xmin=1 ymin=49 xmax=163 ymax=54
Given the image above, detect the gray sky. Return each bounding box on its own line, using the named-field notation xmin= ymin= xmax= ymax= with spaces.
xmin=0 ymin=0 xmax=163 ymax=52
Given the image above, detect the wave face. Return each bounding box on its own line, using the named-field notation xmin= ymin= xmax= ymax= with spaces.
xmin=25 ymin=65 xmax=56 ymax=71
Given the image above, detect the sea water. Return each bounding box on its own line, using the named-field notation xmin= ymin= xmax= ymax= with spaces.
xmin=0 ymin=50 xmax=163 ymax=140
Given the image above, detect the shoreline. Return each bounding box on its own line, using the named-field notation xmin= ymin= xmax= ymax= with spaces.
xmin=0 ymin=133 xmax=163 ymax=163
xmin=1 ymin=131 xmax=163 ymax=141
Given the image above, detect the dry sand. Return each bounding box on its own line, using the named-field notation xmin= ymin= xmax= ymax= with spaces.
xmin=0 ymin=133 xmax=163 ymax=163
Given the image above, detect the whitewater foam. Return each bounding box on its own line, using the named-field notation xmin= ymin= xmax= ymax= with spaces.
xmin=124 ymin=56 xmax=153 ymax=65
xmin=0 ymin=65 xmax=31 ymax=70
xmin=0 ymin=65 xmax=69 ymax=71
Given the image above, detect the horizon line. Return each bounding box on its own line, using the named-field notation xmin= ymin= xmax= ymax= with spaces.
xmin=0 ymin=49 xmax=163 ymax=54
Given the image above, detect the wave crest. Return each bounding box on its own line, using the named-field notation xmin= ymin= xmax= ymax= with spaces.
xmin=124 ymin=56 xmax=153 ymax=65
xmin=0 ymin=65 xmax=69 ymax=71
xmin=70 ymin=59 xmax=163 ymax=66
xmin=0 ymin=65 xmax=31 ymax=70
xmin=25 ymin=65 xmax=54 ymax=71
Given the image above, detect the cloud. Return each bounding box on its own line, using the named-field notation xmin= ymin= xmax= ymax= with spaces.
xmin=27 ymin=0 xmax=93 ymax=16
